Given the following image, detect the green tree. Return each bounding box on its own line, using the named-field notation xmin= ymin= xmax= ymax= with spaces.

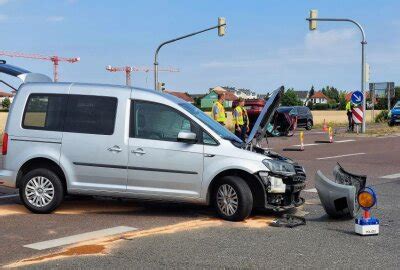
xmin=338 ymin=91 xmax=347 ymax=110
xmin=281 ymin=88 xmax=303 ymax=106
xmin=1 ymin=97 xmax=10 ymax=110
xmin=309 ymin=85 xmax=315 ymax=99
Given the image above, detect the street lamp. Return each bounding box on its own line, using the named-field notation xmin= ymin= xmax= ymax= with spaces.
xmin=306 ymin=10 xmax=367 ymax=133
xmin=154 ymin=17 xmax=227 ymax=91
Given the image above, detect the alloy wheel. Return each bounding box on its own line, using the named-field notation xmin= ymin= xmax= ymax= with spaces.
xmin=216 ymin=184 xmax=239 ymax=216
xmin=25 ymin=176 xmax=55 ymax=208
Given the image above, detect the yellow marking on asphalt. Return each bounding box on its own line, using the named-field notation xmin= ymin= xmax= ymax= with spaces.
xmin=0 ymin=200 xmax=143 ymax=217
xmin=7 ymin=216 xmax=279 ymax=268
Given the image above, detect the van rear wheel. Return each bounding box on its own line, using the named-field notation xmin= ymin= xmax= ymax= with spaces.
xmin=213 ymin=176 xmax=253 ymax=221
xmin=20 ymin=168 xmax=64 ymax=214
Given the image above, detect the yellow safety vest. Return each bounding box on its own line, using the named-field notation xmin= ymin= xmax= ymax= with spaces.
xmin=233 ymin=106 xmax=248 ymax=126
xmin=346 ymin=101 xmax=351 ymax=112
xmin=213 ymin=101 xmax=226 ymax=123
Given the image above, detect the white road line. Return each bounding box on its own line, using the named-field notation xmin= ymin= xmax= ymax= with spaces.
xmin=380 ymin=173 xmax=400 ymax=179
xmin=0 ymin=194 xmax=19 ymax=199
xmin=292 ymin=139 xmax=355 ymax=147
xmin=304 ymin=188 xmax=318 ymax=193
xmin=316 ymin=152 xmax=365 ymax=160
xmin=334 ymin=139 xmax=356 ymax=143
xmin=24 ymin=226 xmax=137 ymax=250
xmin=292 ymin=143 xmax=319 ymax=147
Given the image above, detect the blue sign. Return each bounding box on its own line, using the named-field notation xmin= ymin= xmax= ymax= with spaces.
xmin=351 ymin=91 xmax=364 ymax=104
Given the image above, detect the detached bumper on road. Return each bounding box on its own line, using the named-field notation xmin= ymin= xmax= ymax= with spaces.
xmin=0 ymin=169 xmax=17 ymax=188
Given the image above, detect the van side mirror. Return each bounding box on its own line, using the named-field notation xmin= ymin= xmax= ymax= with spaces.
xmin=177 ymin=131 xmax=197 ymax=143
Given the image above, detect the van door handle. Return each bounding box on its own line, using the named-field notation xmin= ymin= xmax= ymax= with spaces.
xmin=107 ymin=145 xmax=122 ymax=153
xmin=132 ymin=148 xmax=146 ymax=155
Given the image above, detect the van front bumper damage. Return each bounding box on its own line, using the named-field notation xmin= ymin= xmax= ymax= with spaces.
xmin=315 ymin=163 xmax=366 ymax=218
xmin=258 ymin=164 xmax=307 ymax=211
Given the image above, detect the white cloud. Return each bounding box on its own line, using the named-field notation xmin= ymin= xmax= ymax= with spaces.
xmin=46 ymin=16 xmax=65 ymax=22
xmin=0 ymin=0 xmax=9 ymax=5
xmin=202 ymin=28 xmax=360 ymax=69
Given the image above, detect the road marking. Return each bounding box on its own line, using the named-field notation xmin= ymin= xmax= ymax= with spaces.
xmin=0 ymin=194 xmax=19 ymax=199
xmin=24 ymin=226 xmax=137 ymax=250
xmin=316 ymin=152 xmax=365 ymax=160
xmin=380 ymin=173 xmax=400 ymax=179
xmin=334 ymin=139 xmax=356 ymax=143
xmin=377 ymin=135 xmax=400 ymax=139
xmin=304 ymin=188 xmax=317 ymax=193
xmin=292 ymin=139 xmax=355 ymax=147
xmin=292 ymin=143 xmax=319 ymax=147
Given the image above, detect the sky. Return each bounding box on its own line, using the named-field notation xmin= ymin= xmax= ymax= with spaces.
xmin=0 ymin=0 xmax=400 ymax=94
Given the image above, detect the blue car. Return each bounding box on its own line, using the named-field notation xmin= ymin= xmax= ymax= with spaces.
xmin=388 ymin=101 xmax=400 ymax=126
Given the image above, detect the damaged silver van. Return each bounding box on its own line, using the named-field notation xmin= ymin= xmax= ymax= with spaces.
xmin=0 ymin=62 xmax=306 ymax=221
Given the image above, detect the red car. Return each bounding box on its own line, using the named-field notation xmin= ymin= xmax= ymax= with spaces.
xmin=232 ymin=98 xmax=297 ymax=136
xmin=232 ymin=99 xmax=265 ymax=131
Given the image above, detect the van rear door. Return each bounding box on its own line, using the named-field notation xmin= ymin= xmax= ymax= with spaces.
xmin=60 ymin=85 xmax=130 ymax=192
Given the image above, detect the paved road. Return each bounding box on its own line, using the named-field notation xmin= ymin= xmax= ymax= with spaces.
xmin=1 ymin=131 xmax=399 ymax=269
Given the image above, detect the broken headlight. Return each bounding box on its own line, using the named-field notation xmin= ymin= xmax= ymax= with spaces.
xmin=263 ymin=159 xmax=296 ymax=176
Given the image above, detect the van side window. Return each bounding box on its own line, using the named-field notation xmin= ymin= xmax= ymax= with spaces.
xmin=131 ymin=101 xmax=197 ymax=142
xmin=23 ymin=94 xmax=66 ymax=131
xmin=64 ymin=95 xmax=117 ymax=135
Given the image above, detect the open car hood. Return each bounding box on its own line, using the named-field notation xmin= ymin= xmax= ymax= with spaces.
xmin=246 ymin=86 xmax=284 ymax=145
xmin=0 ymin=62 xmax=52 ymax=83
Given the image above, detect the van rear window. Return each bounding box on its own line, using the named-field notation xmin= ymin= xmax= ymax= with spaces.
xmin=23 ymin=94 xmax=66 ymax=131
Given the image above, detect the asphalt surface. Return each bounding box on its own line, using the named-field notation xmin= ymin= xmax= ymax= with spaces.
xmin=1 ymin=130 xmax=399 ymax=269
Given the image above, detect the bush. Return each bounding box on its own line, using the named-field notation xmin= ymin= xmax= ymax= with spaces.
xmin=375 ymin=110 xmax=389 ymax=123
xmin=312 ymin=103 xmax=330 ymax=110
xmin=1 ymin=98 xmax=10 ymax=110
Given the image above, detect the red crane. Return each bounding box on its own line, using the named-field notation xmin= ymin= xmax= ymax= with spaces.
xmin=106 ymin=65 xmax=179 ymax=86
xmin=0 ymin=51 xmax=80 ymax=82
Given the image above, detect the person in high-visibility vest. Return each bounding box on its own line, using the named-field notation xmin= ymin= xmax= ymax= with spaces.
xmin=212 ymin=93 xmax=226 ymax=125
xmin=346 ymin=100 xmax=354 ymax=132
xmin=233 ymin=97 xmax=249 ymax=141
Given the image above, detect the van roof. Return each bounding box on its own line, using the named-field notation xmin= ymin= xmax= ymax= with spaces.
xmin=19 ymin=82 xmax=184 ymax=104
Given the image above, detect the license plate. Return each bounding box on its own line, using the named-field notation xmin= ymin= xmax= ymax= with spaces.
xmin=244 ymin=106 xmax=252 ymax=110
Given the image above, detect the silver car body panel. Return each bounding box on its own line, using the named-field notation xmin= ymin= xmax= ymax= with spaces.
xmin=315 ymin=170 xmax=356 ymax=218
xmin=0 ymin=83 xmax=271 ymax=204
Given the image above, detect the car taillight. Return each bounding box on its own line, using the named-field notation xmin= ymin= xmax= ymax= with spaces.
xmin=2 ymin=133 xmax=8 ymax=155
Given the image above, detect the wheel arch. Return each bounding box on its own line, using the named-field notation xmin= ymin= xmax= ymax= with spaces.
xmin=206 ymin=169 xmax=266 ymax=208
xmin=16 ymin=157 xmax=67 ymax=193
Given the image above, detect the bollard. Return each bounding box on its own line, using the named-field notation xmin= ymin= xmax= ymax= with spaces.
xmin=322 ymin=119 xmax=328 ymax=132
xmin=329 ymin=126 xmax=333 ymax=143
xmin=300 ymin=131 xmax=304 ymax=151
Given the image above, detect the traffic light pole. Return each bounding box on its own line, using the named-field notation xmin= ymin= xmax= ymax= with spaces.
xmin=154 ymin=23 xmax=226 ymax=91
xmin=306 ymin=17 xmax=367 ymax=133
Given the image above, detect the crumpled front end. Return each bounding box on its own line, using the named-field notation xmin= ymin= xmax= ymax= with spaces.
xmin=258 ymin=163 xmax=307 ymax=211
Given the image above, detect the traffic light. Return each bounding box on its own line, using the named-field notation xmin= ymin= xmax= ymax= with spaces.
xmin=158 ymin=82 xmax=165 ymax=91
xmin=309 ymin=10 xmax=317 ymax=30
xmin=218 ymin=17 xmax=226 ymax=36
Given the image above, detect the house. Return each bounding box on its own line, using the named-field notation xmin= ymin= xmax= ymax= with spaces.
xmin=209 ymin=86 xmax=258 ymax=99
xmin=295 ymin=91 xmax=309 ymax=105
xmin=200 ymin=90 xmax=238 ymax=109
xmin=310 ymin=91 xmax=329 ymax=104
xmin=0 ymin=91 xmax=14 ymax=106
xmin=164 ymin=90 xmax=194 ymax=103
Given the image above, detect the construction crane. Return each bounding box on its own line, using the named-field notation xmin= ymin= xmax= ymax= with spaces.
xmin=0 ymin=51 xmax=80 ymax=82
xmin=106 ymin=65 xmax=179 ymax=87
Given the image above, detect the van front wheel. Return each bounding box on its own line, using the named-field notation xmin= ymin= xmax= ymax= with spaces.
xmin=213 ymin=176 xmax=253 ymax=221
xmin=20 ymin=168 xmax=64 ymax=214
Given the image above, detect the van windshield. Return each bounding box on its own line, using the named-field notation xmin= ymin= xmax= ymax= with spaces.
xmin=179 ymin=102 xmax=242 ymax=144
xmin=394 ymin=101 xmax=400 ymax=109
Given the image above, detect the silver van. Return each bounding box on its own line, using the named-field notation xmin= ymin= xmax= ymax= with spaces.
xmin=0 ymin=66 xmax=306 ymax=221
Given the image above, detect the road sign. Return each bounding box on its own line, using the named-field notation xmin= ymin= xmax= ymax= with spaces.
xmin=369 ymin=82 xmax=395 ymax=98
xmin=351 ymin=91 xmax=364 ymax=104
xmin=352 ymin=107 xmax=363 ymax=124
